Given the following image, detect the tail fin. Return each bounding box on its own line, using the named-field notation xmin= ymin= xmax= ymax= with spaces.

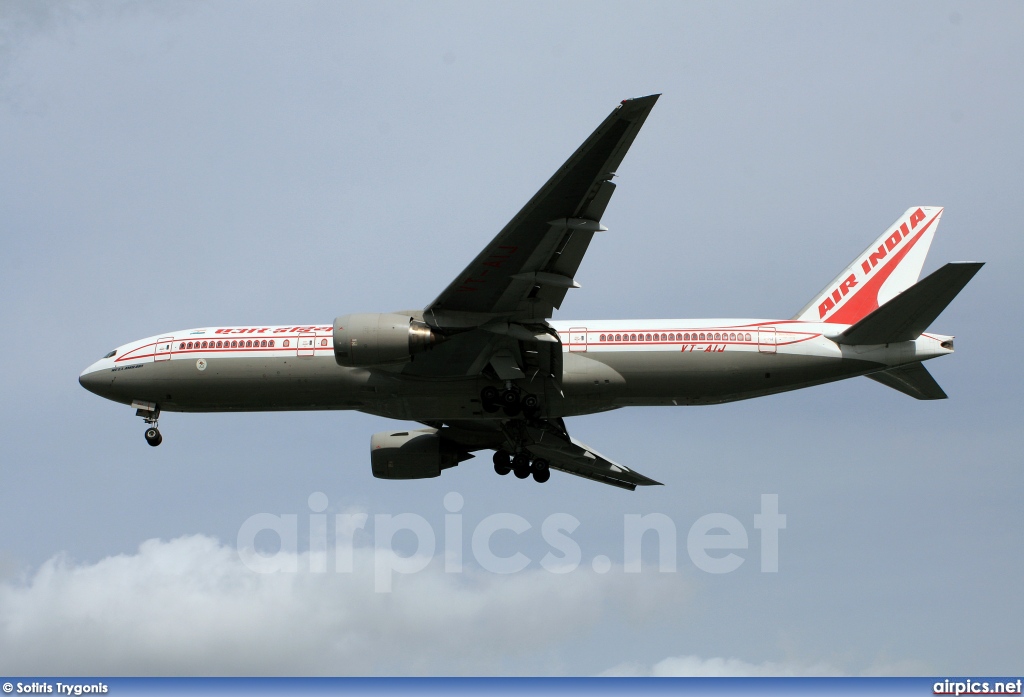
xmin=836 ymin=262 xmax=983 ymax=345
xmin=794 ymin=206 xmax=944 ymax=324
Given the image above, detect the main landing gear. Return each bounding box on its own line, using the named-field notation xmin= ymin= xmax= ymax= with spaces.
xmin=492 ymin=451 xmax=550 ymax=483
xmin=480 ymin=385 xmax=540 ymax=418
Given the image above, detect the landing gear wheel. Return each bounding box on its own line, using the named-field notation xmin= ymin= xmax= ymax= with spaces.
xmin=489 ymin=388 xmax=521 ymax=417
xmin=481 ymin=386 xmax=501 ymax=413
xmin=531 ymin=458 xmax=550 ymax=483
xmin=492 ymin=450 xmax=511 ymax=475
xmin=144 ymin=427 xmax=162 ymax=447
xmin=512 ymin=454 xmax=531 ymax=479
xmin=522 ymin=394 xmax=539 ymax=410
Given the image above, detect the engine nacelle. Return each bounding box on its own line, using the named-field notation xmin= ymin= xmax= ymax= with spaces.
xmin=370 ymin=429 xmax=468 ymax=480
xmin=333 ymin=313 xmax=440 ymax=367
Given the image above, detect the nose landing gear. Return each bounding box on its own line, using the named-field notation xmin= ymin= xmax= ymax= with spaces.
xmin=135 ymin=401 xmax=163 ymax=447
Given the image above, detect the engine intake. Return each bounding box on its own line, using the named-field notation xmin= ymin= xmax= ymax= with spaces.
xmin=334 ymin=313 xmax=441 ymax=367
xmin=370 ymin=429 xmax=470 ymax=480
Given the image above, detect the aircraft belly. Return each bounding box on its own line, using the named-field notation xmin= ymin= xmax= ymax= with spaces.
xmin=358 ymin=379 xmax=492 ymax=421
xmin=99 ymin=356 xmax=368 ymax=412
xmin=575 ymin=345 xmax=881 ymax=406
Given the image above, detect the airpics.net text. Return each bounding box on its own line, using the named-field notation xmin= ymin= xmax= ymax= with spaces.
xmin=236 ymin=493 xmax=786 ymax=592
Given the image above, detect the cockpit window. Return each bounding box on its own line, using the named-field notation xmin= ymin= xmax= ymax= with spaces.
xmin=104 ymin=350 xmax=116 ymax=359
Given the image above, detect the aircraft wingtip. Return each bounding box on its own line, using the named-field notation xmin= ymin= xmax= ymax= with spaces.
xmin=620 ymin=93 xmax=661 ymax=104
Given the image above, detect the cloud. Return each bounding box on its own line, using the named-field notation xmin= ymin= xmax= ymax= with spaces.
xmin=601 ymin=653 xmax=934 ymax=677
xmin=601 ymin=654 xmax=844 ymax=677
xmin=0 ymin=535 xmax=686 ymax=676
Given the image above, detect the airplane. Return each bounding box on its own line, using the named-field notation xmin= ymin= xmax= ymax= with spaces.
xmin=79 ymin=94 xmax=983 ymax=490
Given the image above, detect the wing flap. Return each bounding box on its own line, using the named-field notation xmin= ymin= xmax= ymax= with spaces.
xmin=525 ymin=431 xmax=662 ymax=490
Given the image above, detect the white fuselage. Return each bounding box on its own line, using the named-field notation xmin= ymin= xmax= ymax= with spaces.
xmin=78 ymin=318 xmax=953 ymax=421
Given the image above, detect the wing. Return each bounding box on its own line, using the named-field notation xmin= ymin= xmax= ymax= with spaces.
xmin=405 ymin=95 xmax=659 ymax=379
xmin=425 ymin=94 xmax=660 ymax=328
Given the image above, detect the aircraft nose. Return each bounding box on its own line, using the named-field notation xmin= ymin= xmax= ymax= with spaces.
xmin=79 ymin=364 xmax=107 ymax=396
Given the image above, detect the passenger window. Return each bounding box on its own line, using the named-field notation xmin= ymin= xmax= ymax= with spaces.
xmin=630 ymin=334 xmax=637 ymax=342
xmin=269 ymin=340 xmax=275 ymax=347
xmin=283 ymin=339 xmax=290 ymax=348
xmin=246 ymin=340 xmax=252 ymax=348
xmin=262 ymin=340 xmax=268 ymax=347
xmin=321 ymin=339 xmax=327 ymax=347
xmin=179 ymin=343 xmax=186 ymax=350
xmin=745 ymin=333 xmax=752 ymax=341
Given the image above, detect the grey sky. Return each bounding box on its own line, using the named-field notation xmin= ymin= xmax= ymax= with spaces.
xmin=1 ymin=0 xmax=1021 ymax=676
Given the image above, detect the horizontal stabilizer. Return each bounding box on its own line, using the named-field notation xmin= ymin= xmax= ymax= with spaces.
xmin=837 ymin=262 xmax=983 ymax=345
xmin=866 ymin=362 xmax=947 ymax=400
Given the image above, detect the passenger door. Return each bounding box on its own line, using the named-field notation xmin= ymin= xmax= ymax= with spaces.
xmin=154 ymin=336 xmax=175 ymax=362
xmin=568 ymin=327 xmax=588 ymax=352
xmin=297 ymin=333 xmax=316 ymax=357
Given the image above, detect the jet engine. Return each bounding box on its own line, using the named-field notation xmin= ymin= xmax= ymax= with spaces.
xmin=370 ymin=429 xmax=471 ymax=480
xmin=333 ymin=313 xmax=441 ymax=367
